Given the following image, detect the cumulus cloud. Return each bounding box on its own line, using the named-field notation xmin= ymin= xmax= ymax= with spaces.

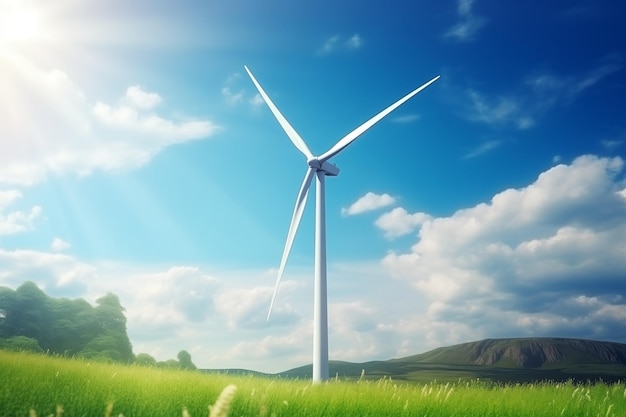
xmin=93 ymin=97 xmax=214 ymax=139
xmin=318 ymin=34 xmax=363 ymax=55
xmin=0 ymin=190 xmax=41 ymax=235
xmin=444 ymin=0 xmax=486 ymax=42
xmin=342 ymin=192 xmax=396 ymax=216
xmin=222 ymin=325 xmax=312 ymax=366
xmin=128 ymin=266 xmax=219 ymax=325
xmin=0 ymin=248 xmax=95 ymax=296
xmin=375 ymin=207 xmax=432 ymax=239
xmin=0 ymin=58 xmax=218 ymax=186
xmin=215 ymin=280 xmax=301 ymax=329
xmin=50 ymin=238 xmax=71 ymax=252
xmin=124 ymin=86 xmax=163 ymax=109
xmin=382 ymin=155 xmax=626 ymax=343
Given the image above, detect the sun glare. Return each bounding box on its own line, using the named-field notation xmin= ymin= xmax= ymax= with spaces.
xmin=0 ymin=9 xmax=40 ymax=42
xmin=0 ymin=7 xmax=42 ymax=44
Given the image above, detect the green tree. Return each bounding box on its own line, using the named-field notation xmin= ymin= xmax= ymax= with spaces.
xmin=47 ymin=297 xmax=94 ymax=355
xmin=157 ymin=359 xmax=181 ymax=369
xmin=177 ymin=350 xmax=197 ymax=370
xmin=0 ymin=286 xmax=16 ymax=338
xmin=79 ymin=334 xmax=124 ymax=362
xmin=0 ymin=283 xmax=135 ymax=363
xmin=0 ymin=336 xmax=43 ymax=353
xmin=12 ymin=282 xmax=51 ymax=347
xmin=92 ymin=293 xmax=134 ymax=363
xmin=135 ymin=353 xmax=157 ymax=366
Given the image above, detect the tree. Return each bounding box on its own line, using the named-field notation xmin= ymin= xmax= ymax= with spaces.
xmin=47 ymin=297 xmax=94 ymax=355
xmin=0 ymin=336 xmax=43 ymax=353
xmin=12 ymin=282 xmax=51 ymax=347
xmin=135 ymin=353 xmax=157 ymax=366
xmin=177 ymin=350 xmax=197 ymax=370
xmin=0 ymin=283 xmax=136 ymax=363
xmin=158 ymin=359 xmax=181 ymax=369
xmin=0 ymin=286 xmax=16 ymax=338
xmin=92 ymin=293 xmax=134 ymax=363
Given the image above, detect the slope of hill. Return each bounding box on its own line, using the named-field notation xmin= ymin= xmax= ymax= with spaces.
xmin=278 ymin=338 xmax=626 ymax=383
xmin=401 ymin=337 xmax=626 ymax=368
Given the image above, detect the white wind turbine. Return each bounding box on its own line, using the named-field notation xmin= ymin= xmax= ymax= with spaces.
xmin=245 ymin=65 xmax=439 ymax=382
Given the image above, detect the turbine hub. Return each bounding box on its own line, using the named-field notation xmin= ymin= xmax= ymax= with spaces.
xmin=307 ymin=157 xmax=340 ymax=176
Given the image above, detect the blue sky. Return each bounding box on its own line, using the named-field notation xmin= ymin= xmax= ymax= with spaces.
xmin=1 ymin=0 xmax=625 ymax=372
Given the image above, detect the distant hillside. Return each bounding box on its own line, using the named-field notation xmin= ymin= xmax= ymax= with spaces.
xmin=278 ymin=338 xmax=626 ymax=383
xmin=402 ymin=338 xmax=626 ymax=368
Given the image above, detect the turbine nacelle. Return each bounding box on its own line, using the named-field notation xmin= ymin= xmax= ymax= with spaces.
xmin=307 ymin=157 xmax=340 ymax=176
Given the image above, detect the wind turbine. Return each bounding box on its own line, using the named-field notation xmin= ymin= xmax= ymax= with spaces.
xmin=245 ymin=65 xmax=439 ymax=382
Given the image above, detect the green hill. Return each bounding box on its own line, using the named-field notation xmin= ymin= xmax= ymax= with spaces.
xmin=401 ymin=338 xmax=626 ymax=368
xmin=277 ymin=338 xmax=626 ymax=383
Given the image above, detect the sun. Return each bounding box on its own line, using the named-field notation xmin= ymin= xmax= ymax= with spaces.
xmin=1 ymin=8 xmax=41 ymax=43
xmin=0 ymin=1 xmax=72 ymax=66
xmin=0 ymin=4 xmax=45 ymax=47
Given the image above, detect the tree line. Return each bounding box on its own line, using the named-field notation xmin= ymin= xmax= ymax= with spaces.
xmin=0 ymin=281 xmax=195 ymax=370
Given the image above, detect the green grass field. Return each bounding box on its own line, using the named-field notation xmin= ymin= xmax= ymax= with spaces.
xmin=1 ymin=351 xmax=625 ymax=417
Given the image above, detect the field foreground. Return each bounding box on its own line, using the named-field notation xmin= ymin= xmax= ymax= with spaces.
xmin=1 ymin=351 xmax=625 ymax=417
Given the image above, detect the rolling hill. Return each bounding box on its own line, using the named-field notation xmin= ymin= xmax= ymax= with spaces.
xmin=277 ymin=338 xmax=626 ymax=383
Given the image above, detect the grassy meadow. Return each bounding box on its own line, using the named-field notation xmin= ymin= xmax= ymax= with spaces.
xmin=1 ymin=351 xmax=625 ymax=417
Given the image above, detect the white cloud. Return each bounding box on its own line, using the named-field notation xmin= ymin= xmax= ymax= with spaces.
xmin=461 ymin=62 xmax=622 ymax=131
xmin=0 ymin=190 xmax=22 ymax=209
xmin=319 ymin=36 xmax=339 ymax=54
xmin=93 ymin=100 xmax=214 ymax=139
xmin=0 ymin=248 xmax=95 ymax=295
xmin=50 ymin=237 xmax=70 ymax=252
xmin=342 ymin=192 xmax=396 ymax=216
xmin=318 ymin=34 xmax=364 ymax=55
xmin=382 ymin=155 xmax=626 ymax=342
xmin=347 ymin=34 xmax=362 ymax=49
xmin=570 ymin=64 xmax=623 ymax=96
xmin=466 ymin=90 xmax=520 ymax=126
xmin=128 ymin=266 xmax=220 ymax=325
xmin=0 ymin=190 xmax=41 ymax=235
xmin=392 ymin=114 xmax=420 ymax=124
xmin=0 ymin=58 xmax=218 ymax=186
xmin=222 ymin=72 xmax=266 ymax=109
xmin=222 ymin=326 xmax=312 ymax=367
xmin=462 ymin=139 xmax=502 ymax=159
xmin=602 ymin=139 xmax=623 ymax=151
xmin=375 ymin=207 xmax=432 ymax=239
xmin=124 ymin=86 xmax=162 ymax=110
xmin=222 ymin=87 xmax=245 ymax=105
xmin=527 ymin=63 xmax=622 ymax=101
xmin=249 ymin=93 xmax=265 ymax=108
xmin=444 ymin=0 xmax=486 ymax=42
xmin=215 ymin=280 xmax=301 ymax=329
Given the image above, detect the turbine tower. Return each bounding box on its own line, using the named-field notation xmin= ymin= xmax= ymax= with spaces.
xmin=245 ymin=66 xmax=439 ymax=382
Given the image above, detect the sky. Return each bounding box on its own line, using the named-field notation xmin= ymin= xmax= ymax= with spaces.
xmin=1 ymin=0 xmax=625 ymax=373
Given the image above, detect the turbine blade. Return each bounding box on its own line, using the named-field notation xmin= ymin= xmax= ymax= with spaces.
xmin=244 ymin=65 xmax=314 ymax=159
xmin=319 ymin=75 xmax=440 ymax=163
xmin=267 ymin=167 xmax=316 ymax=321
